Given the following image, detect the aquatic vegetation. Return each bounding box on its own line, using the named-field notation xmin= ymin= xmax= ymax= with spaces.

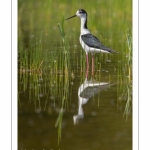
xmin=123 ymin=28 xmax=132 ymax=120
xmin=55 ymin=18 xmax=72 ymax=144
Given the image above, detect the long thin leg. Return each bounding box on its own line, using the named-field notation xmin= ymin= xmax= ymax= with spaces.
xmin=86 ymin=54 xmax=89 ymax=78
xmin=92 ymin=54 xmax=94 ymax=76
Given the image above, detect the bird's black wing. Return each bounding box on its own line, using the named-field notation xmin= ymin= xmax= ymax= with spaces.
xmin=81 ymin=34 xmax=115 ymax=53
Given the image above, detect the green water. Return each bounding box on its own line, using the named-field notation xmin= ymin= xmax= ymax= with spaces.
xmin=18 ymin=0 xmax=132 ymax=150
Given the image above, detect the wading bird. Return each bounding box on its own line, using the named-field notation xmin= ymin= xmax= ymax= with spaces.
xmin=65 ymin=9 xmax=115 ymax=77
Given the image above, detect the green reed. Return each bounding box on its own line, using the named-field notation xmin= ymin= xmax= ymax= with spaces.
xmin=116 ymin=27 xmax=132 ymax=120
xmin=55 ymin=18 xmax=72 ymax=144
xmin=123 ymin=28 xmax=132 ymax=120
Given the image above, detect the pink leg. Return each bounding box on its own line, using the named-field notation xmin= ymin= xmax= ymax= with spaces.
xmin=86 ymin=54 xmax=89 ymax=78
xmin=92 ymin=54 xmax=94 ymax=76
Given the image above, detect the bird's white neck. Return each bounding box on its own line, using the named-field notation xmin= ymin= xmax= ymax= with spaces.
xmin=80 ymin=17 xmax=90 ymax=35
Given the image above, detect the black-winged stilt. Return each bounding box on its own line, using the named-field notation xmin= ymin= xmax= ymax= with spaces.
xmin=65 ymin=9 xmax=115 ymax=77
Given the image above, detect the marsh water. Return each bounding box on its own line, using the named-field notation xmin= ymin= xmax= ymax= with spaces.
xmin=18 ymin=0 xmax=132 ymax=150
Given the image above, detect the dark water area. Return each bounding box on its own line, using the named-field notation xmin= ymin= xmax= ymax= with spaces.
xmin=18 ymin=83 xmax=132 ymax=150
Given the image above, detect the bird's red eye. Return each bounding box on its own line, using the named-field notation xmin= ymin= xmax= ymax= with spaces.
xmin=79 ymin=10 xmax=83 ymax=13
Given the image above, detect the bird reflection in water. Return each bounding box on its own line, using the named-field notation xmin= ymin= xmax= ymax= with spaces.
xmin=73 ymin=71 xmax=115 ymax=125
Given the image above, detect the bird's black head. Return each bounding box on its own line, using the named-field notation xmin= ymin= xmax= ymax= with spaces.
xmin=78 ymin=9 xmax=87 ymax=15
xmin=65 ymin=9 xmax=87 ymax=20
xmin=76 ymin=9 xmax=87 ymax=18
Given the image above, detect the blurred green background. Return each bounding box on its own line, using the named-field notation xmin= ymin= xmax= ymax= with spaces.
xmin=18 ymin=0 xmax=132 ymax=48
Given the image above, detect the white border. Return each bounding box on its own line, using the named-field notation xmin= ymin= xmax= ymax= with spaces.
xmin=139 ymin=0 xmax=150 ymax=150
xmin=133 ymin=0 xmax=139 ymax=150
xmin=12 ymin=0 xmax=17 ymax=149
xmin=0 ymin=0 xmax=12 ymax=149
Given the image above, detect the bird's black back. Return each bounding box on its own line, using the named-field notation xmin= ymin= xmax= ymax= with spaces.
xmin=81 ymin=34 xmax=115 ymax=53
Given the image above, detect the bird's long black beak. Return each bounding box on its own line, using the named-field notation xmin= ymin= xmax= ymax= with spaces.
xmin=65 ymin=15 xmax=76 ymax=20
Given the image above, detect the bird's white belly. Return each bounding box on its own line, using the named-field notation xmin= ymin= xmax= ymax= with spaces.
xmin=79 ymin=36 xmax=110 ymax=54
